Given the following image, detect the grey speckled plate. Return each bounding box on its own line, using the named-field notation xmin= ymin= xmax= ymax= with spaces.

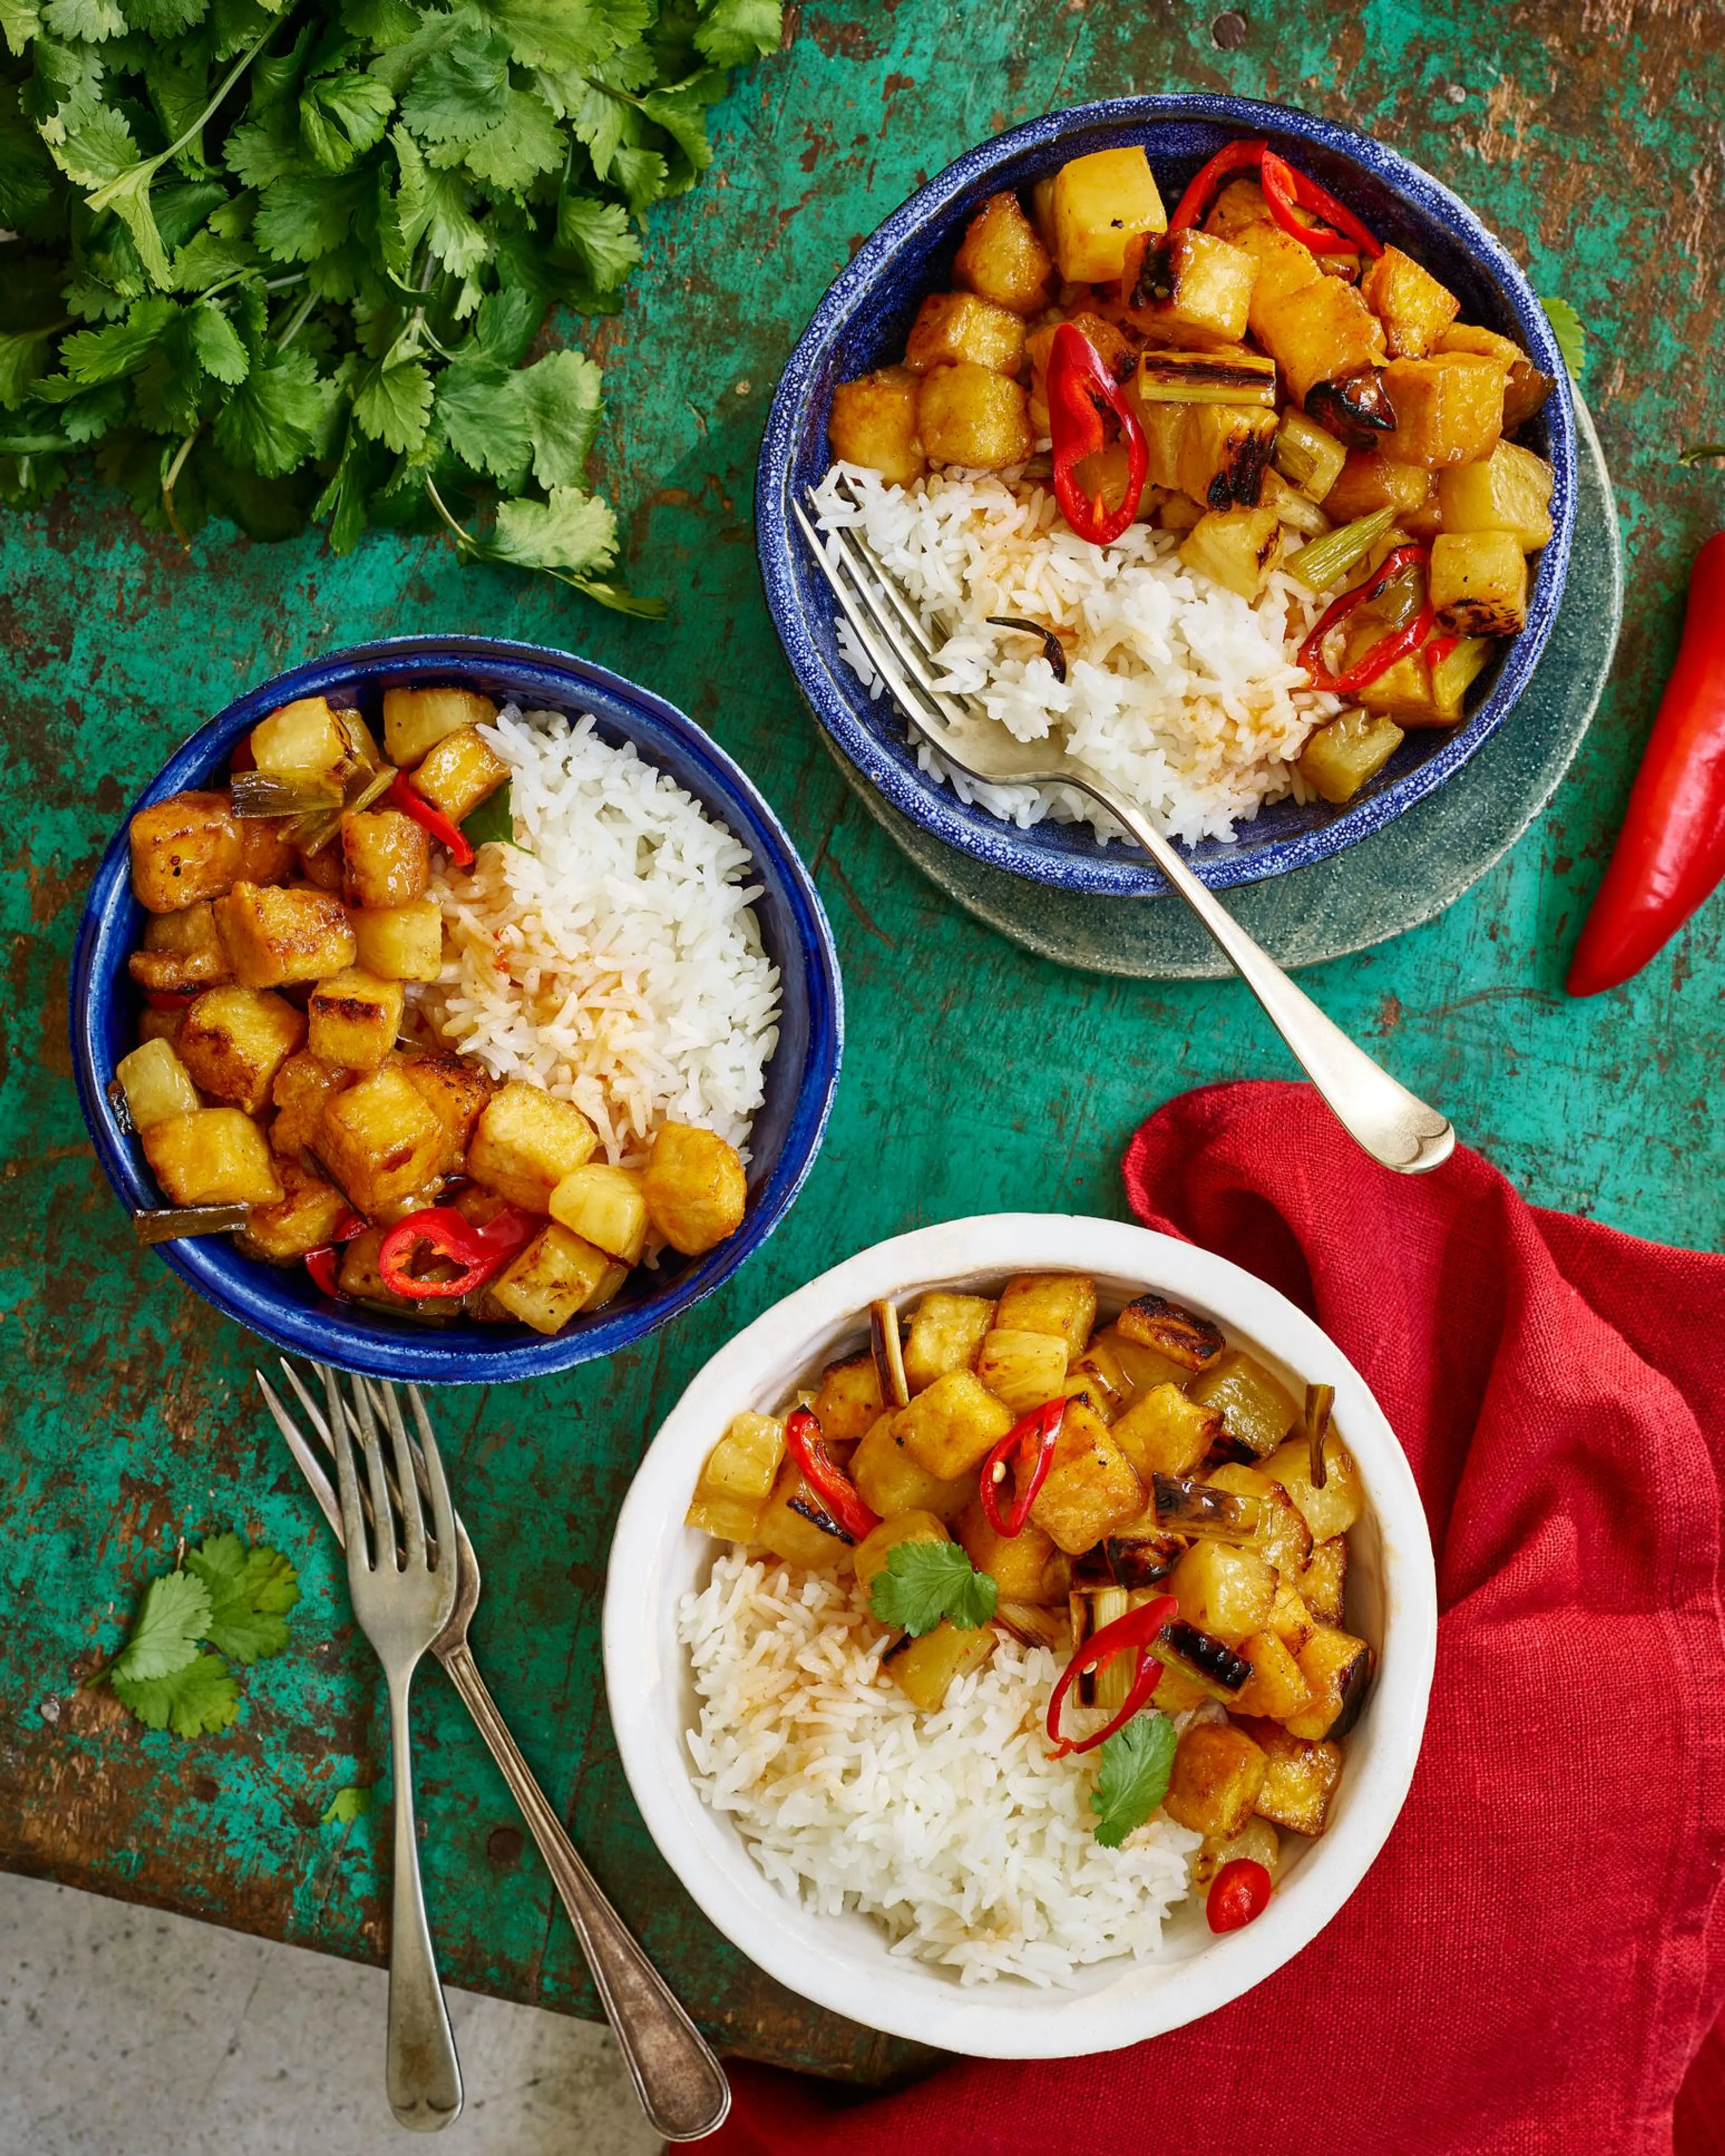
xmin=830 ymin=398 xmax=1620 ymax=980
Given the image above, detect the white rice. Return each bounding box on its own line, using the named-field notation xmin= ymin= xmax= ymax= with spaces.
xmin=812 ymin=462 xmax=1342 ymax=848
xmin=411 ymin=707 xmax=780 ymax=1168
xmin=679 ymin=1548 xmax=1202 ymax=1986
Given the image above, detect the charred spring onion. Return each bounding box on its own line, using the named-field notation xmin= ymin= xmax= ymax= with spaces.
xmin=871 ymin=1299 xmax=911 ymax=1409
xmin=1273 ymin=408 xmax=1350 ymax=500
xmin=1285 ymin=506 xmax=1398 ymax=592
xmin=1305 ymin=1382 xmax=1336 ymax=1490
xmin=1132 ymin=349 xmax=1279 ymax=408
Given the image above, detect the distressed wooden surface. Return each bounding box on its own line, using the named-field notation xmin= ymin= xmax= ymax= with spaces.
xmin=1 ymin=0 xmax=1721 ymax=2088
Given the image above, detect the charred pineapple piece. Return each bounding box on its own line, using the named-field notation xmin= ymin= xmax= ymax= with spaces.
xmin=1188 ymin=1348 xmax=1298 ymax=1457
xmin=1360 ymin=244 xmax=1459 ymax=358
xmin=413 ymin=727 xmax=509 ymax=824
xmin=490 ymin=1222 xmax=614 ymax=1335
xmin=270 ymin=1050 xmax=353 ymax=1159
xmin=128 ymin=901 xmax=232 ymax=994
xmin=382 ymin=685 xmax=499 ymax=769
xmin=129 ymin=791 xmax=245 ymax=914
xmin=1241 ymin=1717 xmax=1345 ymax=1836
xmin=1269 ymin=1577 xmax=1318 ymax=1655
xmin=397 ymin=1050 xmax=494 ymax=1167
xmin=115 ymin=1038 xmax=200 ymax=1129
xmin=828 ymin=367 xmax=926 ymax=485
xmin=1230 ymin=1628 xmax=1315 ymax=1721
xmin=316 ymin=1065 xmax=449 ymax=1214
xmin=1300 ymin=1535 xmax=1348 ymax=1625
xmin=1206 ymin=1463 xmax=1313 ymax=1577
xmin=213 ymin=881 xmax=356 ymax=989
xmin=1171 ymin=1539 xmax=1277 ymax=1645
xmin=1180 ymin=503 xmax=1283 ymax=600
xmin=1110 ymin=1382 xmax=1221 ymax=1482
xmin=853 ymin=1509 xmax=949 ymax=1600
xmin=902 ymin=1291 xmax=996 ymax=1392
xmin=904 ymin=289 xmax=1027 ymax=377
xmin=241 ymin=1155 xmax=354 ymax=1262
xmin=1028 ymin=1399 xmax=1144 ymax=1555
xmin=341 ymin=808 xmax=429 ymax=910
xmin=975 ymin=1326 xmax=1070 ymax=1413
xmin=1380 ymin=353 xmax=1507 ymax=469
xmin=1435 ymin=439 xmax=1553 ymax=552
xmin=470 ymin=1080 xmax=599 ymax=1214
xmin=1295 ymin=708 xmax=1405 ymax=805
xmin=1122 ymin=229 xmax=1258 ymax=348
xmin=956 ymin=1497 xmax=1069 ymax=1604
xmin=143 ymin=1107 xmax=283 ymax=1207
xmin=756 ymin=1456 xmax=858 ymax=1568
xmin=809 ymin=1353 xmax=885 ymax=1445
xmin=548 ymin=1162 xmax=648 ymax=1265
xmin=1163 ymin=1719 xmax=1269 ymax=1838
xmin=1430 ymin=528 xmax=1527 ymax=636
xmin=1048 ymin=146 xmax=1165 ymax=283
xmin=1195 ymin=1815 xmax=1281 ymax=1887
xmin=1262 ymin=1433 xmax=1365 ymax=1541
xmin=883 ymin=1619 xmax=994 ymax=1711
xmin=176 ymin=986 xmax=307 ymax=1113
xmin=250 ymin=697 xmax=363 ymax=785
xmin=1284 ymin=1625 xmax=1373 ymax=1741
xmin=953 ymin=191 xmax=1053 ymax=315
xmin=893 ymin=1368 xmax=1015 ymax=1481
xmin=917 ymin=363 xmax=1034 ymax=471
xmin=1116 ymin=1292 xmax=1224 ymax=1371
xmin=641 ymin=1122 xmax=746 ymax=1255
xmin=350 ymin=897 xmax=444 ymax=982
xmin=1255 ymin=276 xmax=1385 ymax=404
xmin=995 ymin=1273 xmax=1097 ymax=1353
xmin=850 ymin=1411 xmax=973 ymax=1523
xmin=306 ymin=968 xmax=404 ymax=1073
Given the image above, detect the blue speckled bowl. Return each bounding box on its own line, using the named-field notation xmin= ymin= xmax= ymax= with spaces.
xmin=70 ymin=636 xmax=844 ymax=1384
xmin=757 ymin=94 xmax=1577 ymax=898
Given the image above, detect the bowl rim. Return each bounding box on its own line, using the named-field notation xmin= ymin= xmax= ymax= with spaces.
xmin=69 ymin=632 xmax=844 ymax=1383
xmin=604 ymin=1212 xmax=1439 ymax=2057
xmin=756 ymin=91 xmax=1578 ymax=900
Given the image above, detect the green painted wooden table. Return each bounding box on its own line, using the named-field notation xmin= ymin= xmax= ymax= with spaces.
xmin=3 ymin=0 xmax=1721 ymax=2088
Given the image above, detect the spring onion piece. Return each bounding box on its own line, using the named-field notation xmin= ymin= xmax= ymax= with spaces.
xmin=993 ymin=1601 xmax=1069 ymax=1651
xmin=1131 ymin=349 xmax=1279 ymax=407
xmin=1304 ymin=1382 xmax=1336 ymax=1490
xmin=1261 ymin=470 xmax=1331 ymax=539
xmin=295 ymin=760 xmax=398 ymax=855
xmin=1430 ymin=636 xmax=1495 ymax=711
xmin=986 ymin=616 xmax=1069 ymax=682
xmin=871 ymin=1298 xmax=911 ymax=1409
xmin=1156 ymin=1617 xmax=1252 ymax=1692
xmin=1086 ymin=1586 xmax=1133 ymax=1710
xmin=1285 ymin=506 xmax=1397 ymax=592
xmin=1273 ymin=409 xmax=1349 ymax=501
xmin=230 ymin=770 xmax=345 ymax=819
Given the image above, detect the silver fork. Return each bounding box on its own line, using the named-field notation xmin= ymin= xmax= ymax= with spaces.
xmin=258 ymin=1365 xmax=732 ymax=2145
xmin=794 ymin=481 xmax=1455 ymax=1176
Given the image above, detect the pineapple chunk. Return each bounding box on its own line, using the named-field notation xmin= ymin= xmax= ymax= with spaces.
xmin=242 ymin=1155 xmax=353 ymax=1261
xmin=1028 ymin=1399 xmax=1143 ymax=1555
xmin=128 ymin=901 xmax=232 ymax=995
xmin=1295 ymin=708 xmax=1405 ymax=805
xmin=1380 ymin=353 xmax=1507 ymax=469
xmin=1437 ymin=322 xmax=1554 ymax=431
xmin=903 ymin=1291 xmax=996 ymax=1392
xmin=1121 ymin=229 xmax=1257 ymax=348
xmin=470 ymin=1080 xmax=599 ymax=1213
xmin=413 ymin=727 xmax=509 ymax=824
xmin=1180 ymin=503 xmax=1282 ymax=601
xmin=269 ymin=1050 xmax=352 ymax=1159
xmin=548 ymin=1162 xmax=648 ymax=1264
xmin=115 ymin=1038 xmax=201 ymax=1130
xmin=129 ymin=791 xmax=245 ymax=914
xmin=316 ymin=1065 xmax=449 ymax=1214
xmin=953 ymin=191 xmax=1053 ymax=315
xmin=1188 ymin=1348 xmax=1298 ymax=1457
xmin=1269 ymin=1577 xmax=1318 ymax=1655
xmin=853 ymin=1510 xmax=949 ymax=1600
xmin=1361 ymin=244 xmax=1459 ymax=358
xmin=341 ymin=808 xmax=429 ymax=910
xmin=1194 ymin=1815 xmax=1281 ymax=1887
xmin=809 ymin=1354 xmax=885 ymax=1444
xmin=1262 ymin=1433 xmax=1366 ymax=1541
xmin=1202 ymin=176 xmax=1273 ymax=242
xmin=684 ymin=1489 xmax=767 ymax=1544
xmin=1322 ymin=449 xmax=1432 ymax=521
xmin=1231 ymin=1628 xmax=1315 ymax=1722
xmin=955 ymin=1497 xmax=1067 ymax=1603
xmin=1435 ymin=439 xmax=1553 ymax=551
xmin=213 ymin=881 xmax=356 ymax=989
xmin=397 ymin=1050 xmax=494 ymax=1166
xmin=1163 ymin=1720 xmax=1269 ymax=1838
xmin=1232 ymin=219 xmax=1323 ymax=342
xmin=1255 ymin=276 xmax=1385 ymax=403
xmin=883 ymin=1620 xmax=993 ymax=1711
xmin=893 ymin=1369 xmax=1015 ymax=1481
xmin=249 ymin=697 xmax=359 ymax=782
xmin=756 ymin=1457 xmax=857 ymax=1569
xmin=382 ymin=685 xmax=499 ymax=769
xmin=995 ymin=1273 xmax=1097 ymax=1352
xmin=904 ymin=290 xmax=1026 ymax=377
xmin=491 ymin=1222 xmax=614 ymax=1335
xmin=687 ymin=1414 xmax=786 ymax=1539
xmin=1239 ymin=1717 xmax=1345 ymax=1835
xmin=176 ymin=986 xmax=307 ymax=1113
xmin=305 ymin=968 xmax=404 ymax=1073
xmin=975 ymin=1327 xmax=1069 ymax=1413
xmin=1110 ymin=1382 xmax=1221 ymax=1481
xmin=850 ymin=1411 xmax=973 ymax=1523
xmin=641 ymin=1122 xmax=746 ymax=1255
xmin=1431 ymin=529 xmax=1528 ymax=636
xmin=1048 ymin=146 xmax=1166 ymax=283
xmin=1132 ymin=399 xmax=1278 ymax=511
xmin=143 ymin=1107 xmax=283 ymax=1207
xmin=1300 ymin=1536 xmax=1348 ymax=1626
xmin=1285 ymin=1625 xmax=1373 ymax=1741
xmin=1092 ymin=1324 xmax=1194 ymax=1395
xmin=917 ymin=364 xmax=1033 ymax=471
xmin=350 ymin=898 xmax=444 ymax=982
xmin=1115 ymin=1291 xmax=1223 ymax=1369
xmin=828 ymin=367 xmax=926 ymax=485
xmin=1208 ymin=1463 xmax=1313 ymax=1577
xmin=1171 ymin=1539 xmax=1277 ymax=1645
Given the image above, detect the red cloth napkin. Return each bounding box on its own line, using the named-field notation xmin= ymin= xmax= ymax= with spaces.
xmin=700 ymin=1081 xmax=1725 ymax=2156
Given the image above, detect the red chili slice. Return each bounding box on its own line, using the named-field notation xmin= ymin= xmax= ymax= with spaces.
xmin=1261 ymin=147 xmax=1384 ymax=258
xmin=377 ymin=1203 xmax=537 ymax=1300
xmin=1166 ymin=137 xmax=1270 ymax=234
xmin=785 ymin=1406 xmax=879 ymax=1545
xmin=1045 ymin=1592 xmax=1178 ymax=1758
xmin=304 ymin=1245 xmax=343 ymax=1297
xmin=1047 ymin=323 xmax=1150 ymax=547
xmin=1298 ymin=543 xmax=1435 ymax=694
xmin=389 ymin=770 xmax=474 ymax=868
xmin=979 ymin=1398 xmax=1066 ymax=1537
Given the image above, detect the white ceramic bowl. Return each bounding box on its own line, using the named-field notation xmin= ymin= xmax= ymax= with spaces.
xmin=603 ymin=1215 xmax=1438 ymax=2058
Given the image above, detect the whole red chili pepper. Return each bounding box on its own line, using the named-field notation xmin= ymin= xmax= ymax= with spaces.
xmin=784 ymin=1406 xmax=879 ymax=1544
xmin=1261 ymin=147 xmax=1383 ymax=258
xmin=1206 ymin=1857 xmax=1274 ymax=1932
xmin=1166 ymin=137 xmax=1269 ymax=234
xmin=1046 ymin=1592 xmax=1177 ymax=1759
xmin=389 ymin=770 xmax=474 ymax=868
xmin=1047 ymin=323 xmax=1150 ymax=548
xmin=377 ymin=1202 xmax=537 ymax=1299
xmin=979 ymin=1398 xmax=1066 ymax=1537
xmin=1568 ymin=532 xmax=1725 ymax=995
xmin=1299 ymin=543 xmax=1435 ymax=694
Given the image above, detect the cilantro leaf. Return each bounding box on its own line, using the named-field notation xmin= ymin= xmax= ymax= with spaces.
xmin=0 ymin=327 xmax=57 ymax=408
xmin=484 ymin=0 xmax=651 ymax=71
xmin=353 ymin=352 xmax=432 ymax=451
xmin=1090 ymin=1710 xmax=1178 ymax=1849
xmin=399 ymin=24 xmax=512 ymax=145
xmin=299 ymin=70 xmax=394 ymax=172
xmin=486 ymin=481 xmax=615 ymax=573
xmin=868 ymin=1541 xmax=998 ymax=1638
xmin=460 ymin=778 xmax=513 ymax=846
xmin=437 ymin=352 xmax=529 ymax=481
xmin=186 ymin=1532 xmax=300 ymax=1665
xmin=1540 ymin=293 xmax=1586 ymax=378
xmin=114 ymin=1651 xmax=241 ymax=1738
xmin=213 ymin=346 xmax=329 ymax=474
xmin=109 ymin=1567 xmax=211 ymax=1682
xmin=556 ymin=192 xmax=638 ymax=292
xmin=694 ymin=0 xmax=780 ymax=68
xmin=187 ymin=298 xmax=248 ymax=384
xmin=516 ymin=346 xmax=601 ymax=486
xmin=322 ymin=1783 xmax=373 ymax=1825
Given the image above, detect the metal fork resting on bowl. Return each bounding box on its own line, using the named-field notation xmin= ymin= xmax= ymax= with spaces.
xmin=794 ymin=478 xmax=1455 ymax=1176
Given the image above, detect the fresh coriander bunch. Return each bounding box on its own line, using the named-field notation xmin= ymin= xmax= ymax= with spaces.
xmin=0 ymin=0 xmax=781 ymax=612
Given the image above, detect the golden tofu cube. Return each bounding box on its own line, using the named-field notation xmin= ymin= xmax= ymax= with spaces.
xmin=883 ymin=1619 xmax=993 ymax=1711
xmin=350 ymin=898 xmax=445 ymax=982
xmin=1208 ymin=1463 xmax=1313 ymax=1577
xmin=129 ymin=791 xmax=244 ymax=914
xmin=1380 ymin=353 xmax=1507 ymax=469
xmin=1350 ymin=641 xmax=1450 ymax=725
xmin=241 ymin=1155 xmax=353 ymax=1262
xmin=549 ymin=1162 xmax=648 ymax=1264
xmin=828 ymin=367 xmax=926 ymax=485
xmin=1122 ymin=229 xmax=1257 ymax=348
xmin=955 ymin=1497 xmax=1067 ymax=1603
xmin=755 ymin=1457 xmax=857 ymax=1569
xmin=917 ymin=363 xmax=1034 ymax=471
xmin=1110 ymin=1382 xmax=1221 ymax=1482
xmin=413 ymin=727 xmax=509 ymax=824
xmin=1239 ymin=1717 xmax=1345 ymax=1836
xmin=293 ymin=836 xmax=346 ymax=891
xmin=249 ymin=696 xmax=359 ymax=783
xmin=341 ymin=808 xmax=429 ymax=910
xmin=397 ymin=1050 xmax=495 ymax=1165
xmin=641 ymin=1122 xmax=745 ymax=1254
xmin=975 ymin=1327 xmax=1069 ymax=1414
xmin=115 ymin=1037 xmax=201 ymax=1129
xmin=1180 ymin=503 xmax=1283 ymax=601
xmin=382 ymin=685 xmax=499 ymax=769
xmin=955 ymin=190 xmax=1052 ymax=314
xmin=306 ymin=968 xmax=404 ymax=1072
xmin=128 ymin=900 xmax=232 ymax=995
xmin=1188 ymin=1348 xmax=1298 ymax=1457
xmin=177 ymin=986 xmax=306 ymax=1113
xmin=904 ymin=289 xmax=1027 ymax=377
xmin=213 ymin=881 xmax=356 ymax=989
xmin=893 ymin=1369 xmax=1015 ymax=1482
xmin=470 ymin=1080 xmax=599 ymax=1214
xmin=1431 ymin=528 xmax=1527 ymax=636
xmin=269 ymin=1050 xmax=352 ymax=1158
xmin=1233 ymin=218 xmax=1323 ymax=342
xmin=1048 ymin=145 xmax=1166 ymax=283
xmin=1163 ymin=1720 xmax=1269 ymax=1838
xmin=1262 ymin=1434 xmax=1366 ymax=1542
xmin=1435 ymin=439 xmax=1553 ymax=552
xmin=491 ymin=1221 xmax=614 ymax=1335
xmin=1256 ymin=276 xmax=1385 ymax=404
xmin=1300 ymin=1536 xmax=1348 ymax=1625
xmin=1284 ymin=1624 xmax=1373 ymax=1741
xmin=1322 ymin=449 xmax=1432 ymax=521
xmin=696 ymin=1412 xmax=786 ymax=1507
xmin=1296 ymin=709 xmax=1405 ymax=805
xmin=1028 ymin=1399 xmax=1143 ymax=1555
xmin=995 ymin=1273 xmax=1097 ymax=1353
xmin=853 ymin=1509 xmax=950 ymax=1599
xmin=903 ymin=1290 xmax=997 ymax=1392
xmin=1231 ymin=1629 xmax=1315 ymax=1722
xmin=850 ymin=1411 xmax=973 ymax=1523
xmin=143 ymin=1107 xmax=282 ymax=1207
xmin=809 ymin=1353 xmax=885 ymax=1445
xmin=1361 ymin=244 xmax=1459 ymax=358
xmin=236 ymin=817 xmax=297 ymax=888
xmin=1171 ymin=1538 xmax=1278 ymax=1645
xmin=316 ymin=1065 xmax=449 ymax=1214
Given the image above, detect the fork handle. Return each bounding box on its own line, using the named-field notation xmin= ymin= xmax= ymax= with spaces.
xmin=437 ymin=1640 xmax=731 ymax=2143
xmin=1111 ymin=799 xmax=1455 ymax=1174
xmin=385 ymin=1665 xmax=464 ymax=2132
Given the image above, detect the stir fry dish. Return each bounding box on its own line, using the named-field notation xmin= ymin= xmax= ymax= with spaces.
xmin=828 ymin=137 xmax=1556 ymax=803
xmin=114 ymin=686 xmax=749 ymax=1333
xmin=686 ymin=1273 xmax=1372 ymax=1936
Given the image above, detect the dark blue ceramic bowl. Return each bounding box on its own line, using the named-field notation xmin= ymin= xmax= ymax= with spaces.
xmin=758 ymin=94 xmax=1577 ymax=898
xmin=70 ymin=636 xmax=843 ymax=1383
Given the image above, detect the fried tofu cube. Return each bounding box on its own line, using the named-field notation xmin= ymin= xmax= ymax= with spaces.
xmin=1231 ymin=1628 xmax=1315 ymax=1722
xmin=115 ymin=1038 xmax=200 ymax=1130
xmin=241 ymin=1155 xmax=354 ymax=1261
xmin=1208 ymin=1463 xmax=1314 ymax=1577
xmin=549 ymin=1162 xmax=648 ymax=1265
xmin=955 ymin=191 xmax=1053 ymax=314
xmin=1110 ymin=1382 xmax=1221 ymax=1482
xmin=129 ymin=791 xmax=244 ymax=913
xmin=382 ymin=685 xmax=499 ymax=769
xmin=249 ymin=696 xmax=359 ymax=783
xmin=828 ymin=367 xmax=926 ymax=484
xmin=641 ymin=1122 xmax=745 ymax=1255
xmin=756 ymin=1456 xmax=857 ymax=1569
xmin=1048 ymin=146 xmax=1166 ymax=283
xmin=809 ymin=1354 xmax=885 ymax=1445
xmin=1435 ymin=439 xmax=1553 ymax=552
xmin=350 ymin=898 xmax=444 ymax=983
xmin=1122 ymin=229 xmax=1257 ymax=348
xmin=884 ymin=1619 xmax=994 ymax=1711
xmin=1300 ymin=1536 xmax=1348 ymax=1625
xmin=1239 ymin=1717 xmax=1345 ymax=1836
xmin=1380 ymin=353 xmax=1507 ymax=469
xmin=1431 ymin=528 xmax=1527 ymax=636
xmin=1361 ymin=244 xmax=1459 ymax=358
xmin=917 ymin=363 xmax=1034 ymax=471
xmin=269 ymin=1050 xmax=352 ymax=1158
xmin=1256 ymin=276 xmax=1385 ymax=404
xmin=236 ymin=817 xmax=297 ymax=887
xmin=397 ymin=1050 xmax=495 ymax=1166
xmin=956 ymin=1497 xmax=1068 ymax=1603
xmin=1295 ymin=709 xmax=1405 ymax=805
xmin=1028 ymin=1399 xmax=1143 ymax=1554
xmin=1284 ymin=1625 xmax=1373 ymax=1741
xmin=1188 ymin=1348 xmax=1298 ymax=1457
xmin=995 ymin=1273 xmax=1097 ymax=1353
xmin=470 ymin=1080 xmax=599 ymax=1214
xmin=213 ymin=881 xmax=356 ymax=989
xmin=904 ymin=290 xmax=1027 ymax=377
xmin=903 ymin=1291 xmax=997 ymax=1392
xmin=893 ymin=1368 xmax=1015 ymax=1481
xmin=975 ymin=1327 xmax=1070 ymax=1413
xmin=175 ymin=986 xmax=307 ymax=1113
xmin=1262 ymin=1433 xmax=1366 ymax=1541
xmin=1180 ymin=503 xmax=1283 ymax=601
xmin=304 ymin=968 xmax=403 ymax=1072
xmin=1163 ymin=1719 xmax=1269 ymax=1837
xmin=341 ymin=809 xmax=429 ymax=910
xmin=316 ymin=1065 xmax=449 ymax=1214
xmin=1171 ymin=1539 xmax=1278 ymax=1645
xmin=1439 ymin=322 xmax=1553 ymax=431
xmin=128 ymin=901 xmax=233 ymax=995
xmin=490 ymin=1221 xmax=613 ymax=1335
xmin=142 ymin=1107 xmax=283 ymax=1207
xmin=1233 ymin=218 xmax=1323 ymax=342
xmin=412 ymin=727 xmax=509 ymax=824
xmin=850 ymin=1411 xmax=974 ymax=1523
